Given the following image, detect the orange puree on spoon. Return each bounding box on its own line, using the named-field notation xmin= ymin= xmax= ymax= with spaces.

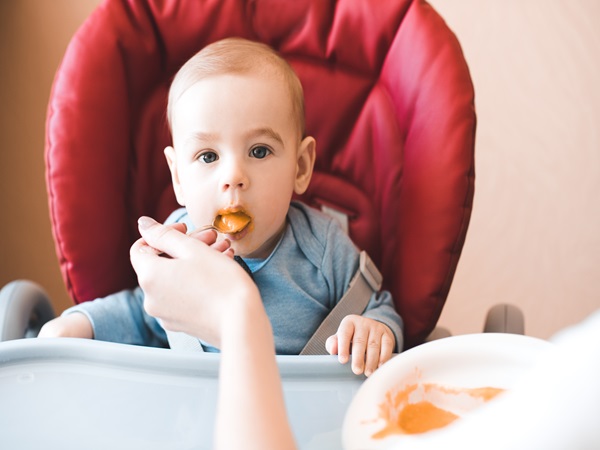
xmin=213 ymin=211 xmax=251 ymax=234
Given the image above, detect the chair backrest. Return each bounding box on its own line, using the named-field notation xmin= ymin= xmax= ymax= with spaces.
xmin=45 ymin=0 xmax=475 ymax=348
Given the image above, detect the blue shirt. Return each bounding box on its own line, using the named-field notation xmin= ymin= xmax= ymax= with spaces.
xmin=65 ymin=202 xmax=404 ymax=353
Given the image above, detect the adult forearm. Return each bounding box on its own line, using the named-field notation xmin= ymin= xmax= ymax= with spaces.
xmin=215 ymin=295 xmax=296 ymax=450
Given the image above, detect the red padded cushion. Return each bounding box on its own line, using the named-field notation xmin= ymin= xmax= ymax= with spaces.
xmin=46 ymin=0 xmax=475 ymax=348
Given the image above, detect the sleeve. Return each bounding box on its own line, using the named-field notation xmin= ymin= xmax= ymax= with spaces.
xmin=324 ymin=219 xmax=405 ymax=352
xmin=63 ymin=287 xmax=168 ymax=347
xmin=59 ymin=208 xmax=190 ymax=348
xmin=362 ymin=290 xmax=404 ymax=352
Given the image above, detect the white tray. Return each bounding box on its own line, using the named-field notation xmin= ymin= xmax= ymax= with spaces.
xmin=0 ymin=338 xmax=364 ymax=449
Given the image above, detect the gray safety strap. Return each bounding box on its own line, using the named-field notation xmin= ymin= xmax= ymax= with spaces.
xmin=165 ymin=329 xmax=205 ymax=352
xmin=300 ymin=250 xmax=383 ymax=355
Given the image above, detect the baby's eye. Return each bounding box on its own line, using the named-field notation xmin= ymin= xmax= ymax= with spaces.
xmin=199 ymin=151 xmax=218 ymax=164
xmin=250 ymin=146 xmax=271 ymax=159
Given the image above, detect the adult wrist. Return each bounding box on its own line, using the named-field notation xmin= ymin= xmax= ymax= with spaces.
xmin=220 ymin=283 xmax=271 ymax=351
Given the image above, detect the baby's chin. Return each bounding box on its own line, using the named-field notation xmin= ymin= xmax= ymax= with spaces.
xmin=232 ymin=228 xmax=285 ymax=260
xmin=231 ymin=241 xmax=270 ymax=260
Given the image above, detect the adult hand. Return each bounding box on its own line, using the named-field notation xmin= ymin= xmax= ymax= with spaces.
xmin=130 ymin=216 xmax=295 ymax=449
xmin=130 ymin=216 xmax=257 ymax=348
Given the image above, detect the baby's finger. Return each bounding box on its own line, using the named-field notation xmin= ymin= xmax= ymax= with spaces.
xmin=350 ymin=327 xmax=369 ymax=375
xmin=326 ymin=335 xmax=338 ymax=355
xmin=363 ymin=333 xmax=383 ymax=377
xmin=378 ymin=332 xmax=396 ymax=367
xmin=336 ymin=319 xmax=355 ymax=364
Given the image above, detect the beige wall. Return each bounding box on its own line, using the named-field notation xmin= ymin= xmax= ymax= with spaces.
xmin=429 ymin=0 xmax=600 ymax=338
xmin=0 ymin=0 xmax=101 ymax=314
xmin=1 ymin=0 xmax=598 ymax=339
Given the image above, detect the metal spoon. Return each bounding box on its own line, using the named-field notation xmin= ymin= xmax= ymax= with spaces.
xmin=197 ymin=223 xmax=222 ymax=233
xmin=197 ymin=214 xmax=250 ymax=234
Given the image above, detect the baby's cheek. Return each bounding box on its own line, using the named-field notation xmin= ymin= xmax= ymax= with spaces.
xmin=188 ymin=212 xmax=212 ymax=230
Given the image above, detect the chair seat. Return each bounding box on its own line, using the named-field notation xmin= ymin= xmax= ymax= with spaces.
xmin=46 ymin=0 xmax=475 ymax=348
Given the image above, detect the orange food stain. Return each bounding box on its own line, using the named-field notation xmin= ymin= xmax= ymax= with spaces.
xmin=214 ymin=211 xmax=251 ymax=234
xmin=396 ymin=401 xmax=458 ymax=434
xmin=372 ymin=382 xmax=504 ymax=439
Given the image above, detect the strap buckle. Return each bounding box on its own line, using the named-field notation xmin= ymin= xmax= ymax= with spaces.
xmin=359 ymin=251 xmax=382 ymax=292
xmin=299 ymin=250 xmax=383 ymax=355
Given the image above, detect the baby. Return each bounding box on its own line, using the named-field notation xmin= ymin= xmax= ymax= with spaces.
xmin=39 ymin=38 xmax=403 ymax=376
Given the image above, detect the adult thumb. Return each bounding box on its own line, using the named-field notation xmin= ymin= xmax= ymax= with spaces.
xmin=137 ymin=216 xmax=193 ymax=259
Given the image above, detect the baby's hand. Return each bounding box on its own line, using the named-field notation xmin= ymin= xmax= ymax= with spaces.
xmin=37 ymin=313 xmax=94 ymax=339
xmin=326 ymin=315 xmax=395 ymax=377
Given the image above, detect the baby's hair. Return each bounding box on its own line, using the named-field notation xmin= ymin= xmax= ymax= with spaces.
xmin=167 ymin=37 xmax=306 ymax=139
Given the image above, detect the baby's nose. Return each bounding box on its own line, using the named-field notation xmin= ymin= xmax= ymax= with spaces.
xmin=221 ymin=160 xmax=249 ymax=191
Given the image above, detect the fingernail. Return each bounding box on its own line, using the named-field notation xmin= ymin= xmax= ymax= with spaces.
xmin=138 ymin=244 xmax=154 ymax=254
xmin=138 ymin=216 xmax=155 ymax=230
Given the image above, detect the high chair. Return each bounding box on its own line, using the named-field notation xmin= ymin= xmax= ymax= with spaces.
xmin=0 ymin=0 xmax=484 ymax=448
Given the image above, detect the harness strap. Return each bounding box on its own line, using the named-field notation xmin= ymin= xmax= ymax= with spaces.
xmin=300 ymin=250 xmax=382 ymax=355
xmin=165 ymin=330 xmax=204 ymax=352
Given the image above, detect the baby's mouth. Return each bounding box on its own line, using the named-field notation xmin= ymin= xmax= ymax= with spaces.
xmin=213 ymin=210 xmax=252 ymax=235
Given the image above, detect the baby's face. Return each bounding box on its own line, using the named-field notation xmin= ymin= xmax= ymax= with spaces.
xmin=166 ymin=72 xmax=313 ymax=259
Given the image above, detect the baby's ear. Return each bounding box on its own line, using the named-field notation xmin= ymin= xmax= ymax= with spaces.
xmin=164 ymin=146 xmax=186 ymax=206
xmin=294 ymin=136 xmax=316 ymax=195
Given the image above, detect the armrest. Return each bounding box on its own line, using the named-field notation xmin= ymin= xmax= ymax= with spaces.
xmin=484 ymin=303 xmax=525 ymax=335
xmin=425 ymin=303 xmax=525 ymax=344
xmin=425 ymin=326 xmax=452 ymax=342
xmin=0 ymin=280 xmax=55 ymax=341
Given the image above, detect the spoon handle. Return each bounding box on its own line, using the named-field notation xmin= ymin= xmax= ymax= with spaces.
xmin=197 ymin=224 xmax=219 ymax=232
